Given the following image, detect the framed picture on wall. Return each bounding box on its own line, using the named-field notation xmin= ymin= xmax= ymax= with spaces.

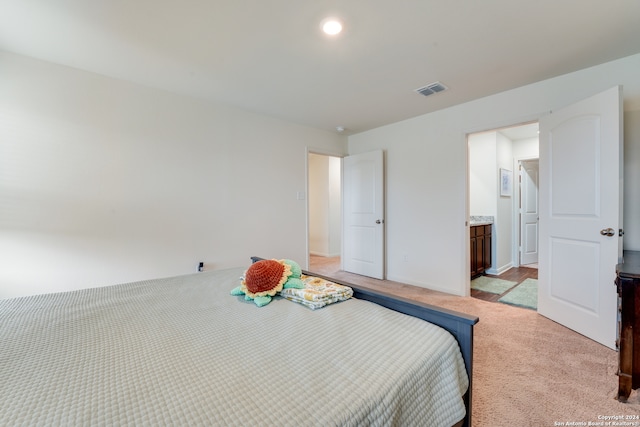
xmin=500 ymin=168 xmax=512 ymax=197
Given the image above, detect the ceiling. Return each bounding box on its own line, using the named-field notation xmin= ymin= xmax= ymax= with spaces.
xmin=498 ymin=122 xmax=539 ymax=141
xmin=1 ymin=1 xmax=640 ymax=135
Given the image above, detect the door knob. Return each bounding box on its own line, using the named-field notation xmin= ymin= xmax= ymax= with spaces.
xmin=376 ymin=219 xmax=384 ymax=224
xmin=600 ymin=228 xmax=616 ymax=237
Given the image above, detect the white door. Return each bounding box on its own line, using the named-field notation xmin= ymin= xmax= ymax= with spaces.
xmin=520 ymin=160 xmax=539 ymax=266
xmin=538 ymin=86 xmax=622 ymax=349
xmin=342 ymin=150 xmax=385 ymax=279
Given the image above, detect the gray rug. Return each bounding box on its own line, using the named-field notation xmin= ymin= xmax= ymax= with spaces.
xmin=498 ymin=278 xmax=538 ymax=310
xmin=470 ymin=276 xmax=517 ymax=294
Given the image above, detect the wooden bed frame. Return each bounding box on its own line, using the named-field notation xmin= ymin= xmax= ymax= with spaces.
xmin=251 ymin=257 xmax=479 ymax=427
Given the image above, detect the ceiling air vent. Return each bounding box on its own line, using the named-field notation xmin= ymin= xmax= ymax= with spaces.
xmin=415 ymin=82 xmax=448 ymax=97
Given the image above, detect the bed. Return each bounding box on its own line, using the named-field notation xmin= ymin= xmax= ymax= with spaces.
xmin=0 ymin=257 xmax=478 ymax=426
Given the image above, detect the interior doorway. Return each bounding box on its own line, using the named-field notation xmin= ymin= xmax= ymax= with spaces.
xmin=307 ymin=153 xmax=342 ymax=273
xmin=518 ymin=159 xmax=539 ymax=267
xmin=468 ymin=122 xmax=540 ymax=310
xmin=468 ymin=122 xmax=539 ymax=275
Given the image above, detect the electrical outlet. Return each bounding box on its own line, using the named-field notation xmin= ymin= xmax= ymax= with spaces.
xmin=403 ymin=254 xmax=409 ymax=262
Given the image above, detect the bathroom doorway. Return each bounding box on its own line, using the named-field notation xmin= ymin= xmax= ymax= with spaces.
xmin=468 ymin=122 xmax=539 ymax=274
xmin=468 ymin=122 xmax=539 ymax=306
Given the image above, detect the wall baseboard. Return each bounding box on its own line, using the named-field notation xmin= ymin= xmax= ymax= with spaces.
xmin=386 ymin=274 xmax=466 ymax=297
xmin=487 ymin=262 xmax=513 ymax=276
xmin=309 ymin=251 xmax=340 ymax=258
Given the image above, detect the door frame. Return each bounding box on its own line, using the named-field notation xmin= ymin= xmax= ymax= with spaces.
xmin=341 ymin=150 xmax=386 ymax=279
xmin=305 ymin=147 xmax=345 ymax=271
xmin=465 ymin=116 xmax=541 ymax=293
xmin=305 ymin=148 xmax=386 ymax=277
xmin=513 ymin=156 xmax=539 ymax=268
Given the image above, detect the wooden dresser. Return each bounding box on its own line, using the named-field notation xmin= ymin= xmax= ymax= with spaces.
xmin=616 ymin=250 xmax=640 ymax=401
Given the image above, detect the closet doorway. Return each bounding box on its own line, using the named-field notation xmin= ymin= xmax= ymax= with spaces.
xmin=518 ymin=159 xmax=539 ymax=267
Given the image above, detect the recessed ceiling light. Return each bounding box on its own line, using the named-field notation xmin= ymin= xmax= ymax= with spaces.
xmin=321 ymin=18 xmax=343 ymax=36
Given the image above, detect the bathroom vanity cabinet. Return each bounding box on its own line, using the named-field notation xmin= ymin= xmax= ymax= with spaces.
xmin=470 ymin=224 xmax=492 ymax=278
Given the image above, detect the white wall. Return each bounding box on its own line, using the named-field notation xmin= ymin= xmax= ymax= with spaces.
xmin=624 ymin=109 xmax=640 ymax=251
xmin=328 ymin=156 xmax=342 ymax=256
xmin=308 ymin=154 xmax=328 ymax=255
xmin=512 ymin=137 xmax=539 ymax=161
xmin=0 ymin=51 xmax=347 ymax=299
xmin=495 ymin=132 xmax=514 ymax=273
xmin=468 ymin=132 xmax=497 ymax=216
xmin=349 ymin=53 xmax=640 ymax=296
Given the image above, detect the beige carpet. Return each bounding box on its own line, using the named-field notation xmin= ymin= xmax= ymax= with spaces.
xmin=308 ymin=256 xmax=640 ymax=425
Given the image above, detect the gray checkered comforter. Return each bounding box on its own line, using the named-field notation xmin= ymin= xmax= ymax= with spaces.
xmin=0 ymin=267 xmax=468 ymax=426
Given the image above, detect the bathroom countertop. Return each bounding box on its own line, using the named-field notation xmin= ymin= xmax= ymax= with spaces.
xmin=469 ymin=215 xmax=494 ymax=226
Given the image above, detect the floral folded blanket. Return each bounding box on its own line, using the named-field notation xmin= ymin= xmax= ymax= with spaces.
xmin=280 ymin=275 xmax=353 ymax=310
